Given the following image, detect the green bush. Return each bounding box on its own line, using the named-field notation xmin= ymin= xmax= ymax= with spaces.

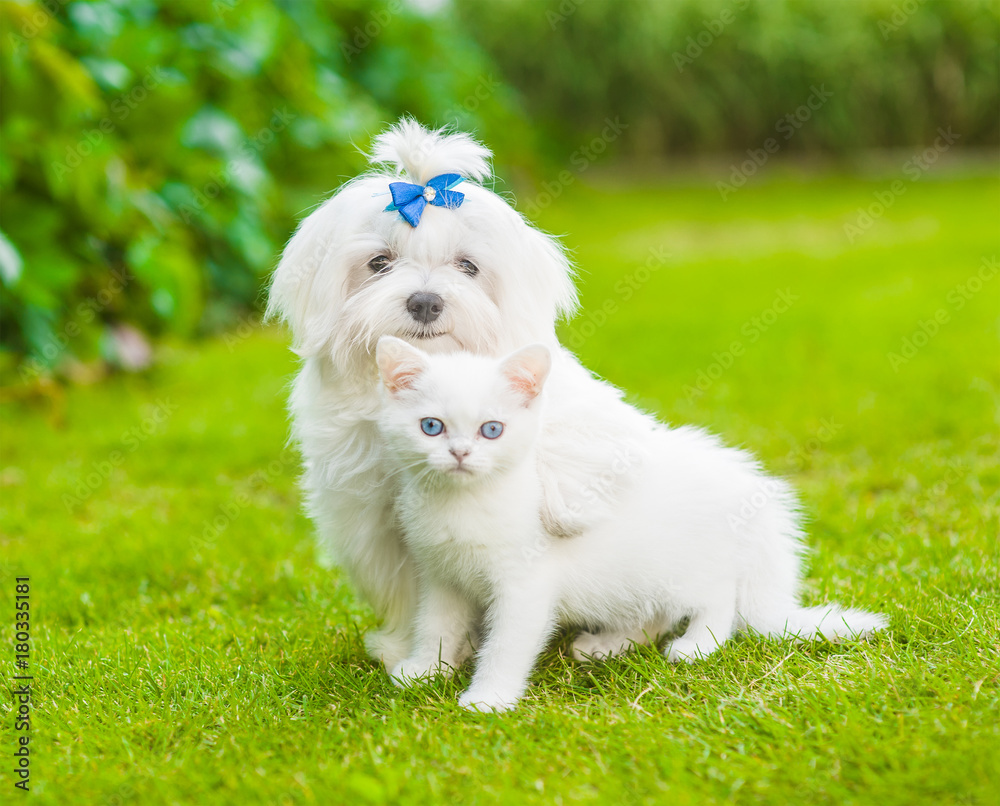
xmin=455 ymin=0 xmax=1000 ymax=157
xmin=3 ymin=0 xmax=997 ymax=376
xmin=0 ymin=0 xmax=530 ymax=375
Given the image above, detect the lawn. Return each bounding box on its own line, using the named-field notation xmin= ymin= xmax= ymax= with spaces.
xmin=1 ymin=166 xmax=998 ymax=805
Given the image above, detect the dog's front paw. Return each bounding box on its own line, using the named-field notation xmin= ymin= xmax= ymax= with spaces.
xmin=458 ymin=687 xmax=520 ymax=713
xmin=366 ymin=628 xmax=410 ymax=671
xmin=572 ymin=630 xmax=629 ymax=662
xmin=390 ymin=654 xmax=461 ymax=686
xmin=390 ymin=658 xmax=440 ymax=687
xmin=665 ymin=639 xmax=707 ymax=664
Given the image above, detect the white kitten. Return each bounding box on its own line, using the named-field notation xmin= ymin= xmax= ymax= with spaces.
xmin=376 ymin=337 xmax=887 ymax=712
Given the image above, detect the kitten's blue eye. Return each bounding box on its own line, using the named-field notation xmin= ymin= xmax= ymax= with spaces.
xmin=480 ymin=421 xmax=504 ymax=439
xmin=421 ymin=418 xmax=444 ymax=436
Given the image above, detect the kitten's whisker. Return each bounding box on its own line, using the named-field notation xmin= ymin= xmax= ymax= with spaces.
xmin=382 ymin=459 xmax=428 ymax=480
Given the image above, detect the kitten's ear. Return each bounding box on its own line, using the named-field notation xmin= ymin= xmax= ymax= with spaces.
xmin=376 ymin=336 xmax=428 ymax=395
xmin=501 ymin=344 xmax=551 ymax=405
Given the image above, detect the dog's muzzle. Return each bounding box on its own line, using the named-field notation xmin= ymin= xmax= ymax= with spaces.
xmin=406 ymin=292 xmax=444 ymax=325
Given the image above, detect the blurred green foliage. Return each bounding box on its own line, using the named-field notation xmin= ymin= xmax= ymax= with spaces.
xmin=0 ymin=0 xmax=530 ymax=373
xmin=1 ymin=0 xmax=997 ymax=374
xmin=456 ymin=0 xmax=1000 ymax=157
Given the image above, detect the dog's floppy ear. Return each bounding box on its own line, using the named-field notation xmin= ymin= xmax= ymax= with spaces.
xmin=376 ymin=336 xmax=429 ymax=395
xmin=500 ymin=344 xmax=551 ymax=405
xmin=264 ymin=193 xmax=342 ymax=358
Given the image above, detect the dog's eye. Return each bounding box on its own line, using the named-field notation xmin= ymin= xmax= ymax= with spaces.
xmin=368 ymin=255 xmax=392 ymax=274
xmin=457 ymin=258 xmax=479 ymax=277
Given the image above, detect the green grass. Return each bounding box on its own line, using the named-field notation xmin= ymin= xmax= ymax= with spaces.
xmin=1 ymin=168 xmax=998 ymax=805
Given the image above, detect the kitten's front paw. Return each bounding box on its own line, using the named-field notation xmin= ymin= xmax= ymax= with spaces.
xmin=458 ymin=688 xmax=520 ymax=713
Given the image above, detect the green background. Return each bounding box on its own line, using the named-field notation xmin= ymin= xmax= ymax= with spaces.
xmin=1 ymin=1 xmax=998 ymax=804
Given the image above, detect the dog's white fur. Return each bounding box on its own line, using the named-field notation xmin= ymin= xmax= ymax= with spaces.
xmin=375 ymin=339 xmax=886 ymax=711
xmin=266 ymin=120 xmax=883 ymax=673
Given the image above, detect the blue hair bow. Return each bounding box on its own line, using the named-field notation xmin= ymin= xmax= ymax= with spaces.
xmin=385 ymin=173 xmax=465 ymax=227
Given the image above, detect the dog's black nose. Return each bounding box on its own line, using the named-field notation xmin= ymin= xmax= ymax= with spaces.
xmin=406 ymin=292 xmax=444 ymax=324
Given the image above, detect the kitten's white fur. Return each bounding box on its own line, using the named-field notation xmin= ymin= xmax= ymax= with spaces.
xmin=377 ymin=338 xmax=887 ymax=712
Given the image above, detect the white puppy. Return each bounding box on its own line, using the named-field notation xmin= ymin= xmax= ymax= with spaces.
xmin=266 ymin=120 xmax=873 ymax=670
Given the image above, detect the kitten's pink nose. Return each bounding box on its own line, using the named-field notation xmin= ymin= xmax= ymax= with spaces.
xmin=450 ymin=445 xmax=471 ymax=462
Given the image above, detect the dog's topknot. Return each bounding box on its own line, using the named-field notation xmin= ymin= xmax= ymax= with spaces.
xmin=370 ymin=118 xmax=493 ymax=185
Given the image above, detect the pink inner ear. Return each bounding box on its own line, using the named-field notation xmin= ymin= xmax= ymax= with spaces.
xmin=387 ymin=364 xmax=421 ymax=393
xmin=507 ymin=368 xmax=538 ymax=400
